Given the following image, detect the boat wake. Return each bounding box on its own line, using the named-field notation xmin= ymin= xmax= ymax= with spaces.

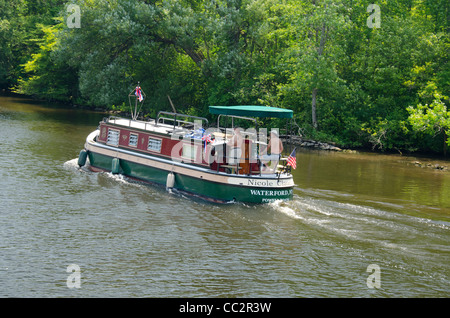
xmin=268 ymin=189 xmax=450 ymax=288
xmin=63 ymin=158 xmax=80 ymax=169
xmin=268 ymin=190 xmax=449 ymax=252
xmin=64 ymin=157 xmax=131 ymax=181
xmin=103 ymin=171 xmax=132 ymax=184
xmin=268 ymin=199 xmax=305 ymax=220
xmin=63 ymin=157 xmax=134 ymax=185
xmin=63 ymin=157 xmax=94 ymax=174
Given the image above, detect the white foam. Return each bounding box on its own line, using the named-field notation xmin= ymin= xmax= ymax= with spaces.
xmin=104 ymin=172 xmax=131 ymax=184
xmin=269 ymin=200 xmax=304 ymax=220
xmin=63 ymin=158 xmax=79 ymax=169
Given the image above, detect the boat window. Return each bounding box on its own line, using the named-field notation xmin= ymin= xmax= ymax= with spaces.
xmin=147 ymin=137 xmax=162 ymax=152
xmin=129 ymin=133 xmax=138 ymax=147
xmin=107 ymin=129 xmax=120 ymax=146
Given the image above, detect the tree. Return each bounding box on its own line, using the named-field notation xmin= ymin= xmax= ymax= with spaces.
xmin=0 ymin=0 xmax=66 ymax=90
xmin=14 ymin=22 xmax=79 ymax=101
xmin=5 ymin=0 xmax=450 ymax=155
xmin=0 ymin=0 xmax=26 ymax=89
xmin=408 ymin=86 xmax=450 ymax=155
xmin=277 ymin=0 xmax=350 ymax=131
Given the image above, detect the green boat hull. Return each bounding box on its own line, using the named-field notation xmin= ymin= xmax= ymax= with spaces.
xmin=86 ymin=151 xmax=293 ymax=204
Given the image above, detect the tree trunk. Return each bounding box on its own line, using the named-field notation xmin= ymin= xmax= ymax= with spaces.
xmin=182 ymin=46 xmax=205 ymax=67
xmin=312 ymin=88 xmax=318 ymax=130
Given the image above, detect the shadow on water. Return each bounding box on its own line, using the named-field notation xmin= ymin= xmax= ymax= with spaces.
xmin=0 ymin=94 xmax=105 ymax=126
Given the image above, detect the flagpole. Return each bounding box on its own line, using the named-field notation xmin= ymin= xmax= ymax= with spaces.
xmin=129 ymin=82 xmax=145 ymax=121
xmin=134 ymin=82 xmax=139 ymax=120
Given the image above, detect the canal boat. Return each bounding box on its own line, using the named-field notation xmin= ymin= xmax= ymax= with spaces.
xmin=78 ymin=91 xmax=295 ymax=203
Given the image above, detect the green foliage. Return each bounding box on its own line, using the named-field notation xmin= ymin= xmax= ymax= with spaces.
xmin=3 ymin=0 xmax=450 ymax=155
xmin=408 ymin=89 xmax=450 ymax=153
xmin=0 ymin=0 xmax=67 ymax=89
xmin=14 ymin=22 xmax=79 ymax=101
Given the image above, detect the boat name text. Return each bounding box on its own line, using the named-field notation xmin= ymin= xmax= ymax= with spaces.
xmin=247 ymin=179 xmax=291 ymax=187
xmin=250 ymin=189 xmax=293 ymax=197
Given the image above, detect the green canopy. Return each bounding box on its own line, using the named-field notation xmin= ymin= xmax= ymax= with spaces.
xmin=209 ymin=105 xmax=293 ymax=119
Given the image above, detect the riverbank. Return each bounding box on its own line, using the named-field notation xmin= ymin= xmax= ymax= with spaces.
xmin=1 ymin=91 xmax=448 ymax=163
xmin=281 ymin=135 xmax=344 ymax=152
xmin=281 ymin=135 xmax=449 ymax=173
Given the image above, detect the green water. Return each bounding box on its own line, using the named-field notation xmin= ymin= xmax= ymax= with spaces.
xmin=0 ymin=95 xmax=448 ymax=297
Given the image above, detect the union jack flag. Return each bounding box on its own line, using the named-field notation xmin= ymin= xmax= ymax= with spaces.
xmin=202 ymin=134 xmax=212 ymax=153
xmin=286 ymin=148 xmax=297 ymax=169
xmin=135 ymin=86 xmax=143 ymax=102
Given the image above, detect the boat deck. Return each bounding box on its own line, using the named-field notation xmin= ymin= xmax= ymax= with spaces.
xmin=107 ymin=117 xmax=174 ymax=135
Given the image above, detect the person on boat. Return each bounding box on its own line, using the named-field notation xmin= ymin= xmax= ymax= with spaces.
xmin=226 ymin=127 xmax=244 ymax=165
xmin=260 ymin=130 xmax=283 ymax=171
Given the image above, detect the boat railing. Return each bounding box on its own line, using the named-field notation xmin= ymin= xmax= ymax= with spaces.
xmin=215 ymin=155 xmax=289 ymax=177
xmin=216 ymin=114 xmax=257 ymax=131
xmin=105 ymin=116 xmax=157 ymax=131
xmin=156 ymin=111 xmax=209 ymax=132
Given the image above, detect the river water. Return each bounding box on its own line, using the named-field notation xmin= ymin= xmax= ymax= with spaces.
xmin=0 ymin=95 xmax=448 ymax=298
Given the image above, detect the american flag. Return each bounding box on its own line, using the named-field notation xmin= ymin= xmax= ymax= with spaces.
xmin=286 ymin=148 xmax=297 ymax=169
xmin=135 ymin=86 xmax=143 ymax=102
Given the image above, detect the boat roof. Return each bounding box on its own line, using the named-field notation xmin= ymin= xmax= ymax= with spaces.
xmin=209 ymin=105 xmax=293 ymax=119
